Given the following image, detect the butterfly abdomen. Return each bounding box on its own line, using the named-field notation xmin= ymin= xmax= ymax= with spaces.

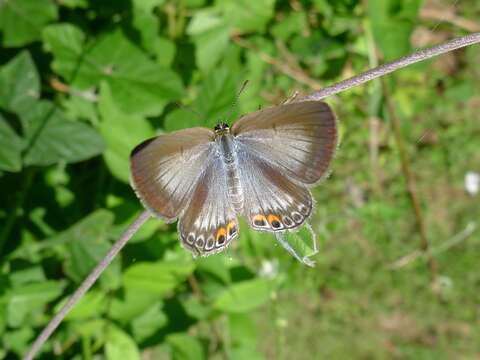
xmin=216 ymin=134 xmax=244 ymax=213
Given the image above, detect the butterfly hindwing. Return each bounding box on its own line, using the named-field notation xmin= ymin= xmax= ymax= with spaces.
xmin=178 ymin=156 xmax=239 ymax=256
xmin=236 ymin=144 xmax=313 ymax=232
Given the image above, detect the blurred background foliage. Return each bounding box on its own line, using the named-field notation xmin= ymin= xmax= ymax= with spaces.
xmin=0 ymin=0 xmax=480 ymax=358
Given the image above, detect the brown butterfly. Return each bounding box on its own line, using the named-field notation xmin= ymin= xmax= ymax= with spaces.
xmin=130 ymin=101 xmax=337 ymax=263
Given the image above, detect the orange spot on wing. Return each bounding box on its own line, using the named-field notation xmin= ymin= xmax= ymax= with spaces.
xmin=216 ymin=227 xmax=227 ymax=240
xmin=252 ymin=214 xmax=267 ymax=226
xmin=227 ymin=221 xmax=237 ymax=236
xmin=267 ymin=214 xmax=281 ymax=224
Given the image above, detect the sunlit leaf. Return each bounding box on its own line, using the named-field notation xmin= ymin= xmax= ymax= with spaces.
xmin=214 ymin=279 xmax=272 ymax=313
xmin=0 ymin=0 xmax=57 ymax=47
xmin=43 ymin=24 xmax=184 ymax=116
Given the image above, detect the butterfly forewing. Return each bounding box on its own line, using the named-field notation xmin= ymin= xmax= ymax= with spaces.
xmin=232 ymin=101 xmax=337 ymax=185
xmin=130 ymin=127 xmax=215 ymax=221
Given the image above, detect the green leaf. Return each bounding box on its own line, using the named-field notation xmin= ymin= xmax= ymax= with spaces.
xmin=55 ymin=290 xmax=107 ymax=320
xmin=0 ymin=116 xmax=23 ymax=172
xmin=187 ymin=12 xmax=230 ymax=72
xmin=194 ymin=67 xmax=238 ymax=128
xmin=0 ymin=50 xmax=40 ymax=113
xmin=6 ymin=281 xmax=65 ymax=327
xmin=219 ymin=0 xmax=275 ymax=33
xmin=0 ymin=0 xmax=57 ymax=47
xmin=271 ymin=12 xmax=307 ymax=40
xmin=164 ymin=108 xmax=202 ymax=132
xmin=105 ymin=326 xmax=141 ymax=360
xmin=167 ymin=333 xmax=205 ymax=360
xmin=131 ymin=302 xmax=168 ymax=342
xmin=98 ymin=82 xmax=155 ymax=183
xmin=43 ymin=24 xmax=184 ymax=116
xmin=123 ymin=259 xmax=195 ymax=296
xmin=368 ymin=0 xmax=421 ymax=61
xmin=2 ymin=327 xmax=34 ymax=357
xmin=60 ymin=210 xmax=119 ymax=287
xmin=20 ymin=101 xmax=105 ymax=166
xmin=214 ymin=279 xmax=272 ymax=313
xmin=109 ymin=291 xmax=159 ymax=323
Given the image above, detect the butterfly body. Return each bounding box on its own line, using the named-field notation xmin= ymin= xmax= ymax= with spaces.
xmin=130 ymin=101 xmax=337 ymax=258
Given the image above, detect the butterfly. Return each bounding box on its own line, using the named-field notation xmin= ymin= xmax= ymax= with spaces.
xmin=130 ymin=100 xmax=337 ymax=264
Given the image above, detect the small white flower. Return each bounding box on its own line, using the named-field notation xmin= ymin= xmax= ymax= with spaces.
xmin=465 ymin=171 xmax=480 ymax=195
xmin=258 ymin=259 xmax=279 ymax=279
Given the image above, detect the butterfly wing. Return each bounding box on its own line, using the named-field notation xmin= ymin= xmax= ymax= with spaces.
xmin=130 ymin=127 xmax=215 ymax=221
xmin=178 ymin=156 xmax=239 ymax=256
xmin=232 ymin=101 xmax=337 ymax=185
xmin=236 ymin=145 xmax=313 ymax=231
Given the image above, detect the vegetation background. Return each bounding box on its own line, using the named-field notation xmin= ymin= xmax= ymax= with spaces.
xmin=1 ymin=0 xmax=479 ymax=358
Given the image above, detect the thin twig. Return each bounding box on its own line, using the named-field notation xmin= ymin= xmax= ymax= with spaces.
xmin=23 ymin=210 xmax=151 ymax=360
xmin=389 ymin=222 xmax=477 ymax=269
xmin=420 ymin=7 xmax=480 ymax=32
xmin=382 ymin=79 xmax=438 ymax=280
xmin=232 ymin=35 xmax=323 ymax=90
xmin=298 ymin=32 xmax=480 ymax=101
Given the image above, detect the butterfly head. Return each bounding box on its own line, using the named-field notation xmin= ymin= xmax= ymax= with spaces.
xmin=214 ymin=122 xmax=230 ymax=136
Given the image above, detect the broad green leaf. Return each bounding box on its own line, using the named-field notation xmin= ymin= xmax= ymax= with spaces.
xmin=214 ymin=279 xmax=271 ymax=313
xmin=229 ymin=313 xmax=258 ymax=346
xmin=6 ymin=281 xmax=65 ymax=327
xmin=219 ymin=0 xmax=275 ymax=33
xmin=20 ymin=101 xmax=105 ymax=166
xmin=43 ymin=24 xmax=184 ymax=116
xmin=0 ymin=50 xmax=40 ymax=113
xmin=194 ymin=67 xmax=238 ymax=128
xmin=8 ymin=266 xmax=45 ymax=287
xmin=368 ymin=0 xmax=421 ymax=61
xmin=187 ymin=12 xmax=230 ymax=72
xmin=55 ymin=290 xmax=107 ymax=320
xmin=98 ymin=82 xmax=155 ymax=183
xmin=105 ymin=326 xmax=140 ymax=360
xmin=271 ymin=12 xmax=307 ymax=40
xmin=167 ymin=333 xmax=205 ymax=360
xmin=60 ymin=210 xmax=120 ymax=288
xmin=123 ymin=259 xmax=195 ymax=296
xmin=109 ymin=291 xmax=159 ymax=323
xmin=131 ymin=302 xmax=168 ymax=342
xmin=0 ymin=116 xmax=23 ymax=172
xmin=164 ymin=108 xmax=202 ymax=132
xmin=0 ymin=0 xmax=57 ymax=47
xmin=2 ymin=327 xmax=34 ymax=357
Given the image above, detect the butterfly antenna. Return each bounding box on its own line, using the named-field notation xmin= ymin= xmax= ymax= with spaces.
xmin=174 ymin=101 xmax=202 ymax=119
xmin=224 ymin=80 xmax=249 ymax=122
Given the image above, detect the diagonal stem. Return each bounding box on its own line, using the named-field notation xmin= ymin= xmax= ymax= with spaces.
xmin=23 ymin=210 xmax=151 ymax=360
xmin=299 ymin=32 xmax=480 ymax=101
